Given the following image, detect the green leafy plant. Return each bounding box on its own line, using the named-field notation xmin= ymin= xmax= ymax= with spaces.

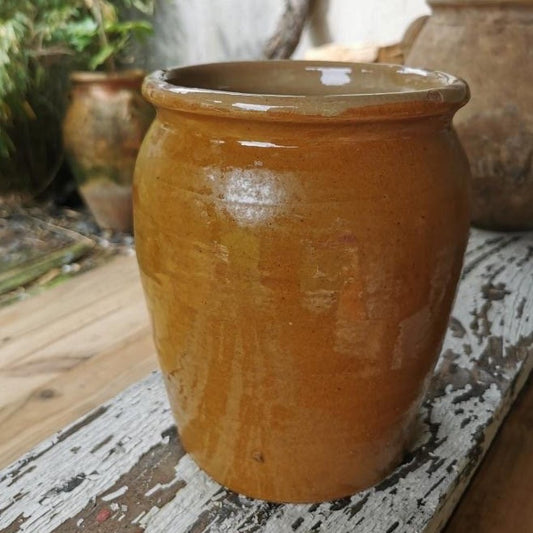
xmin=0 ymin=0 xmax=153 ymax=193
xmin=50 ymin=0 xmax=154 ymax=71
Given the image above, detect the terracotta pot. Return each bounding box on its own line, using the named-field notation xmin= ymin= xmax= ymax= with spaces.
xmin=406 ymin=0 xmax=533 ymax=230
xmin=62 ymin=70 xmax=154 ymax=232
xmin=134 ymin=61 xmax=470 ymax=502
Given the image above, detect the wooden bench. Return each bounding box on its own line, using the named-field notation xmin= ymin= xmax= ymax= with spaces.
xmin=0 ymin=228 xmax=532 ymax=532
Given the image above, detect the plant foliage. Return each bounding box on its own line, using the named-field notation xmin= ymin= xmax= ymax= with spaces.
xmin=0 ymin=0 xmax=154 ymax=161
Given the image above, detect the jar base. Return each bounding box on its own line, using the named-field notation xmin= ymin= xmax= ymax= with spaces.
xmin=184 ymin=445 xmax=406 ymax=504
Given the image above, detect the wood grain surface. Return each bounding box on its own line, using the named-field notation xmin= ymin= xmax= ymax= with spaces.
xmin=0 ymin=229 xmax=532 ymax=532
xmin=444 ymin=376 xmax=533 ymax=533
xmin=0 ymin=255 xmax=157 ymax=468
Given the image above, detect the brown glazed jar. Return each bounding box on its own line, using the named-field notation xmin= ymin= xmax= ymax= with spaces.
xmin=407 ymin=0 xmax=533 ymax=230
xmin=63 ymin=70 xmax=154 ymax=232
xmin=134 ymin=61 xmax=470 ymax=503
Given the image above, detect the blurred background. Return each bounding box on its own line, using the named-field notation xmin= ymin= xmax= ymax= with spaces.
xmin=0 ymin=0 xmax=428 ymax=206
xmin=0 ymin=5 xmax=532 ymax=532
xmin=0 ymin=0 xmax=430 ymax=304
xmin=143 ymin=0 xmax=428 ymax=66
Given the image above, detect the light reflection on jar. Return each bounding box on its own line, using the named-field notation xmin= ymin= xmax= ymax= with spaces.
xmin=222 ymin=167 xmax=287 ymax=226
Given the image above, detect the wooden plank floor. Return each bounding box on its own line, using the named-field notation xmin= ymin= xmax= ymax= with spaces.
xmin=0 ymin=255 xmax=157 ymax=468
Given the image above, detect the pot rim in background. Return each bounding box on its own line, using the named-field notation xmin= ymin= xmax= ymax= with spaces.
xmin=69 ymin=69 xmax=146 ymax=88
xmin=142 ymin=60 xmax=469 ymax=122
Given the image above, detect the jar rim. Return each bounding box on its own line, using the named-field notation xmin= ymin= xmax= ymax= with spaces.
xmin=142 ymin=61 xmax=469 ymax=122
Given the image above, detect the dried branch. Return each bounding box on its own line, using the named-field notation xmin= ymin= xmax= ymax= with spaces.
xmin=263 ymin=0 xmax=313 ymax=59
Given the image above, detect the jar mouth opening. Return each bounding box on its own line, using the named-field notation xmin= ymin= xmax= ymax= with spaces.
xmin=143 ymin=61 xmax=469 ymax=121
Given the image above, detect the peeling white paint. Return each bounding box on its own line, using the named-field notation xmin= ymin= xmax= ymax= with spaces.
xmin=102 ymin=485 xmax=129 ymax=502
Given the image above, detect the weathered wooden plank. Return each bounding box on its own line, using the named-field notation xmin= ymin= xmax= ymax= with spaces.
xmin=0 ymin=214 xmax=90 ymax=276
xmin=0 ymin=330 xmax=156 ymax=469
xmin=0 ymin=213 xmax=99 ymax=307
xmin=0 ymin=229 xmax=532 ymax=533
xmin=0 ymin=255 xmax=157 ymax=468
xmin=444 ymin=376 xmax=533 ymax=532
xmin=0 ymin=255 xmax=141 ymax=350
xmin=0 ymin=239 xmax=94 ymax=296
xmin=1 ymin=297 xmax=150 ymax=410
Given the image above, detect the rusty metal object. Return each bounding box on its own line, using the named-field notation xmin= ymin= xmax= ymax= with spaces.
xmin=62 ymin=70 xmax=154 ymax=232
xmin=407 ymin=0 xmax=533 ymax=230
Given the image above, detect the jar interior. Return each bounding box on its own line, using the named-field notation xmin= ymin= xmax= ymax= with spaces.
xmin=165 ymin=61 xmax=457 ymax=97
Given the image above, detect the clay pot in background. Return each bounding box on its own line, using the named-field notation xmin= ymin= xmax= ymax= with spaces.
xmin=62 ymin=70 xmax=154 ymax=232
xmin=134 ymin=61 xmax=470 ymax=503
xmin=407 ymin=0 xmax=533 ymax=230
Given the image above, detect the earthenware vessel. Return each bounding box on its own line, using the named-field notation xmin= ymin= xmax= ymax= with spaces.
xmin=63 ymin=70 xmax=154 ymax=232
xmin=134 ymin=61 xmax=470 ymax=502
xmin=407 ymin=0 xmax=533 ymax=230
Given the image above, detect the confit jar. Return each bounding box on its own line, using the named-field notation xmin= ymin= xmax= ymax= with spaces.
xmin=134 ymin=61 xmax=470 ymax=502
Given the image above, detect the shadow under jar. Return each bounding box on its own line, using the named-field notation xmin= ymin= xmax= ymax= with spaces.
xmin=134 ymin=61 xmax=471 ymax=503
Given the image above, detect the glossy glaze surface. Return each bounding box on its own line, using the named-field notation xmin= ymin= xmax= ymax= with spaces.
xmin=134 ymin=61 xmax=471 ymax=502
